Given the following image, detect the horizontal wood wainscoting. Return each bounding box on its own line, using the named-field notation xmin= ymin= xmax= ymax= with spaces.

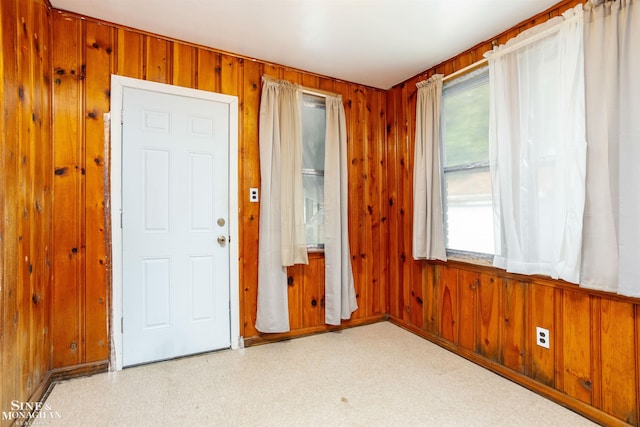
xmin=49 ymin=9 xmax=389 ymax=368
xmin=385 ymin=0 xmax=638 ymax=424
xmin=0 ymin=0 xmax=54 ymax=423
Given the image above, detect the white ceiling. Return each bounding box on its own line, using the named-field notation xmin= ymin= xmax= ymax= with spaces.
xmin=49 ymin=0 xmax=560 ymax=89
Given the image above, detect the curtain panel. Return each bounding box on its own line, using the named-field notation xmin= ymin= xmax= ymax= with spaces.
xmin=412 ymin=75 xmax=447 ymax=261
xmin=256 ymin=76 xmax=307 ymax=333
xmin=324 ymin=96 xmax=358 ymax=324
xmin=257 ymin=77 xmax=357 ymax=331
xmin=486 ymin=5 xmax=586 ymax=284
xmin=581 ymin=0 xmax=640 ymax=297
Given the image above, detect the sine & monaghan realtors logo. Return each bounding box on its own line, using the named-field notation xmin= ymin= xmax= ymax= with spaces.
xmin=2 ymin=400 xmax=62 ymax=426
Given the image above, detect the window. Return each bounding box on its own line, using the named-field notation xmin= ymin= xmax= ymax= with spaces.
xmin=301 ymin=93 xmax=326 ymax=249
xmin=441 ymin=68 xmax=493 ymax=256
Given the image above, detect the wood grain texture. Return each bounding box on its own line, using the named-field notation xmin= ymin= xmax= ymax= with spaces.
xmin=384 ymin=0 xmax=640 ymax=423
xmin=4 ymin=2 xmax=640 ymax=427
xmin=0 ymin=0 xmax=53 ymax=424
xmin=51 ymin=11 xmax=84 ymax=368
xmin=83 ymin=20 xmax=112 ymax=363
xmin=47 ymin=5 xmax=388 ymax=364
xmin=457 ymin=269 xmax=477 ymax=351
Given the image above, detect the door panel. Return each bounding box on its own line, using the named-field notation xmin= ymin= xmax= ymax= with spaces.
xmin=122 ymin=87 xmax=230 ymax=367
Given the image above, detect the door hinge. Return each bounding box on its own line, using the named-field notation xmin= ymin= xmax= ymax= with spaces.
xmin=120 ymin=110 xmax=124 ymax=125
xmin=121 ymin=317 xmax=123 ymax=333
xmin=120 ymin=211 xmax=123 ymax=229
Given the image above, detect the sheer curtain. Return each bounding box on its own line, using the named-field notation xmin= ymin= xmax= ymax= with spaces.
xmin=412 ymin=75 xmax=447 ymax=261
xmin=581 ymin=0 xmax=640 ymax=296
xmin=324 ymin=95 xmax=357 ymax=324
xmin=487 ymin=5 xmax=586 ymax=283
xmin=256 ymin=76 xmax=308 ymax=333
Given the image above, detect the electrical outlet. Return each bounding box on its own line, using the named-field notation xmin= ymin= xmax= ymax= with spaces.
xmin=536 ymin=326 xmax=550 ymax=349
xmin=249 ymin=188 xmax=259 ymax=202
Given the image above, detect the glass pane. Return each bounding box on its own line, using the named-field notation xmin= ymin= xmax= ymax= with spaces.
xmin=443 ymin=79 xmax=489 ymax=168
xmin=444 ymin=169 xmax=494 ymax=254
xmin=302 ymin=174 xmax=324 ymax=246
xmin=302 ymin=94 xmax=326 ymax=171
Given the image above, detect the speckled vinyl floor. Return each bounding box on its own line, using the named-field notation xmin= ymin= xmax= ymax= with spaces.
xmin=42 ymin=322 xmax=595 ymax=427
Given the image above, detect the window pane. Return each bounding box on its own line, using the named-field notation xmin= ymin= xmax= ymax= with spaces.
xmin=443 ymin=79 xmax=489 ymax=168
xmin=444 ymin=168 xmax=494 ymax=254
xmin=302 ymin=173 xmax=324 ymax=246
xmin=302 ymin=95 xmax=326 ymax=171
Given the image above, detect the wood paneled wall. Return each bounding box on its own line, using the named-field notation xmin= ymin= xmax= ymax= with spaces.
xmin=5 ymin=0 xmax=638 ymax=425
xmin=386 ymin=0 xmax=639 ymax=424
xmin=48 ymin=10 xmax=389 ymax=366
xmin=0 ymin=0 xmax=53 ymax=423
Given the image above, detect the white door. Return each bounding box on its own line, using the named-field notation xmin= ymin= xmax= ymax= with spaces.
xmin=122 ymin=87 xmax=230 ymax=367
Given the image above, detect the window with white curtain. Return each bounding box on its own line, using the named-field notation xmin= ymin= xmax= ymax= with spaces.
xmin=441 ymin=68 xmax=494 ymax=256
xmin=301 ymin=93 xmax=326 ymax=249
xmin=487 ymin=5 xmax=585 ymax=283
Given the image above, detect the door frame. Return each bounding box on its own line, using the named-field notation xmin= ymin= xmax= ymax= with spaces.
xmin=109 ymin=75 xmax=240 ymax=370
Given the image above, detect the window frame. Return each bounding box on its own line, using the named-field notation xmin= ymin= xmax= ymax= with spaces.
xmin=440 ymin=67 xmax=494 ymax=262
xmin=301 ymin=91 xmax=326 ymax=252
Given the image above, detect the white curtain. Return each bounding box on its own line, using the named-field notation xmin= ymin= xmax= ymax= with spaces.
xmin=412 ymin=75 xmax=447 ymax=261
xmin=581 ymin=0 xmax=640 ymax=296
xmin=487 ymin=5 xmax=586 ymax=284
xmin=256 ymin=76 xmax=308 ymax=333
xmin=324 ymin=95 xmax=358 ymax=324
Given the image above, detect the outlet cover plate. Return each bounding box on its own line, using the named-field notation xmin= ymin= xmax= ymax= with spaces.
xmin=536 ymin=326 xmax=550 ymax=349
xmin=249 ymin=188 xmax=259 ymax=202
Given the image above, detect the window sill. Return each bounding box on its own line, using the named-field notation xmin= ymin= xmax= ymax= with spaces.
xmin=445 ymin=255 xmax=493 ymax=268
xmin=445 ymin=249 xmax=493 ymax=267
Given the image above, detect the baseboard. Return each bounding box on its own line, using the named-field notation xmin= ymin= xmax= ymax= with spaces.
xmin=388 ymin=316 xmax=631 ymax=427
xmin=38 ymin=361 xmax=110 ymax=403
xmin=243 ymin=315 xmax=388 ymax=347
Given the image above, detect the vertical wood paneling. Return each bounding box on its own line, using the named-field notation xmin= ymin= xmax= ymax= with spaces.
xmin=10 ymin=2 xmax=634 ymax=426
xmin=355 ymin=85 xmax=372 ymax=319
xmin=287 ymin=265 xmax=304 ymax=330
xmin=83 ymin=20 xmax=112 ymax=362
xmin=438 ymin=265 xmax=457 ymax=342
xmin=561 ymin=291 xmax=592 ymax=404
xmin=375 ymin=90 xmax=389 ymax=316
xmin=457 ymin=269 xmax=477 ymax=351
xmin=1 ymin=0 xmax=52 ymax=422
xmin=196 ymin=50 xmax=220 ymax=92
xmin=384 ymin=2 xmax=634 ymax=423
xmin=239 ymin=58 xmax=259 ymax=338
xmin=399 ymin=82 xmax=413 ymax=325
xmin=17 ymin=0 xmax=36 ymax=400
xmin=600 ymin=300 xmax=637 ymax=424
xmin=302 ymin=255 xmax=325 ymax=328
xmin=172 ymin=43 xmax=195 ymax=88
xmin=478 ymin=275 xmax=501 ymax=362
xmin=1 ymin=1 xmax=21 ymax=414
xmin=116 ymin=29 xmax=143 ymax=79
xmin=144 ymin=36 xmax=170 ymax=83
xmin=386 ymin=87 xmax=402 ymax=319
xmin=51 ymin=12 xmax=84 ymax=368
xmin=503 ymin=279 xmax=525 ymax=373
xmin=32 ymin=0 xmax=53 ymax=395
xmin=528 ymin=283 xmax=555 ymax=386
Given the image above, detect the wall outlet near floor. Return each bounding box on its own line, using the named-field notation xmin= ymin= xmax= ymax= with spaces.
xmin=249 ymin=188 xmax=259 ymax=202
xmin=536 ymin=326 xmax=550 ymax=349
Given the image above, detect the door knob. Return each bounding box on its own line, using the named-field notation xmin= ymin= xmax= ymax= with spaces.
xmin=217 ymin=235 xmax=227 ymax=246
